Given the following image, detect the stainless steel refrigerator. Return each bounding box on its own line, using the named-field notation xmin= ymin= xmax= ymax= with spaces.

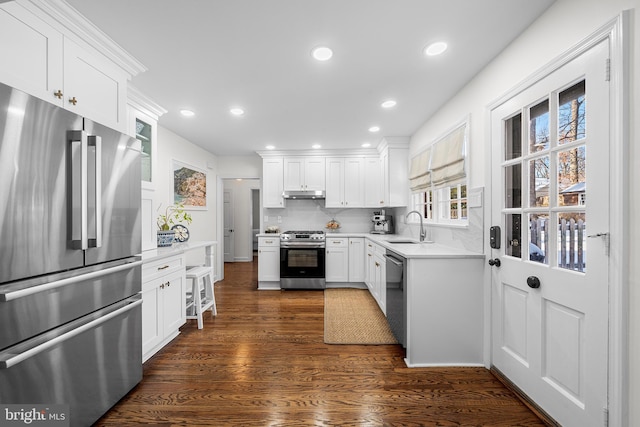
xmin=0 ymin=82 xmax=143 ymax=426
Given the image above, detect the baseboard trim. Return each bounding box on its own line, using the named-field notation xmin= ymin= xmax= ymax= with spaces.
xmin=490 ymin=366 xmax=560 ymax=427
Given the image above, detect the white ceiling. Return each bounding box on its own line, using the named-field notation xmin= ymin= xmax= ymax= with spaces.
xmin=66 ymin=0 xmax=555 ymax=156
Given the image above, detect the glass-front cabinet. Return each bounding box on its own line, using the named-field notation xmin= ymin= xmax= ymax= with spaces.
xmin=128 ymin=87 xmax=167 ymax=250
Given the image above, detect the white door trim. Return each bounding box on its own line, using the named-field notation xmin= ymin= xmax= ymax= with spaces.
xmin=484 ymin=12 xmax=630 ymax=427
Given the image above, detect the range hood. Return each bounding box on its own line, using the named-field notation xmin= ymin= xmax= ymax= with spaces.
xmin=282 ymin=190 xmax=326 ymax=200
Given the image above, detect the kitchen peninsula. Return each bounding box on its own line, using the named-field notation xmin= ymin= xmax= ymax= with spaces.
xmin=258 ymin=232 xmax=484 ymax=367
xmin=141 ymin=241 xmax=217 ymax=361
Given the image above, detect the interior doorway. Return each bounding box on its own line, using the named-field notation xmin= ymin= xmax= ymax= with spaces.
xmin=222 ymin=178 xmax=260 ymax=263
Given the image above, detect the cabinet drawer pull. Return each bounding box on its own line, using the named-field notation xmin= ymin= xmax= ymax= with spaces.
xmin=54 ymin=89 xmax=63 ymax=99
xmin=265 ymin=240 xmax=273 ymax=244
xmin=69 ymin=96 xmax=78 ymax=106
xmin=157 ymin=265 xmax=170 ymax=271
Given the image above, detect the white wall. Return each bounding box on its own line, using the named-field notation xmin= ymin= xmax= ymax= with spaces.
xmin=216 ymin=154 xmax=262 ymax=178
xmin=409 ymin=0 xmax=639 ymax=424
xmin=157 ymin=126 xmax=219 ymax=266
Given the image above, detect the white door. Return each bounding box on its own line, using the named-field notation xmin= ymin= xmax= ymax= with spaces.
xmin=223 ymin=189 xmax=234 ymax=263
xmin=490 ymin=40 xmax=610 ymax=427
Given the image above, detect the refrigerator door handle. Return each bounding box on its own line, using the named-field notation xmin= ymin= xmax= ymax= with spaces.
xmin=0 ymin=296 xmax=142 ymax=369
xmin=69 ymin=130 xmax=88 ymax=250
xmin=0 ymin=260 xmax=142 ymax=302
xmin=88 ymin=135 xmax=102 ymax=248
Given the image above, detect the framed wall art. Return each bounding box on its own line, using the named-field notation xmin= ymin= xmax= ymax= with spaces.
xmin=172 ymin=160 xmax=207 ymax=209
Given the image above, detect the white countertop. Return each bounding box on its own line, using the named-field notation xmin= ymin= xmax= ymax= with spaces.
xmin=141 ymin=240 xmax=217 ymax=263
xmin=326 ymin=232 xmax=485 ymax=259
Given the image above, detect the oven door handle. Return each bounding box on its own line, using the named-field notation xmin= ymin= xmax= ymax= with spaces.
xmin=0 ymin=296 xmax=142 ymax=369
xmin=280 ymin=243 xmax=326 ymax=249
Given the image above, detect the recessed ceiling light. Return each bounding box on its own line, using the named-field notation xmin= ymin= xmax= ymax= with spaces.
xmin=265 ymin=145 xmax=275 ymax=150
xmin=361 ymin=142 xmax=371 ymax=148
xmin=381 ymin=100 xmax=396 ymax=109
xmin=312 ymin=144 xmax=322 ymax=149
xmin=180 ymin=109 xmax=195 ymax=117
xmin=230 ymin=108 xmax=244 ymax=116
xmin=424 ymin=41 xmax=448 ymax=56
xmin=368 ymin=126 xmax=380 ymax=133
xmin=311 ymin=46 xmax=333 ymax=61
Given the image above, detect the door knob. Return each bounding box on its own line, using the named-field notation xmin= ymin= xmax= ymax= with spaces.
xmin=488 ymin=258 xmax=501 ymax=267
xmin=527 ymin=276 xmax=541 ymax=289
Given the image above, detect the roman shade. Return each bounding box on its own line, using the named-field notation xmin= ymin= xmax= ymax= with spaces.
xmin=430 ymin=123 xmax=467 ymax=187
xmin=409 ymin=147 xmax=431 ymax=191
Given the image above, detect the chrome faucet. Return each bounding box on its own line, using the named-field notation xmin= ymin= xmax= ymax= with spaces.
xmin=405 ymin=210 xmax=426 ymax=242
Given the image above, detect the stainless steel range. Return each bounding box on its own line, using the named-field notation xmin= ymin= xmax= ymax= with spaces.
xmin=280 ymin=230 xmax=326 ymax=289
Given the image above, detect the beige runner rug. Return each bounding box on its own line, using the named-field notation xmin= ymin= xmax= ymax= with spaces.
xmin=324 ymin=288 xmax=398 ymax=345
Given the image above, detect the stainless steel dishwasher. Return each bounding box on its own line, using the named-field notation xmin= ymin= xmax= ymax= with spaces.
xmin=385 ymin=250 xmax=406 ymax=348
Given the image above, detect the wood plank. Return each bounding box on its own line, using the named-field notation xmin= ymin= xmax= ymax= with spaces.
xmin=95 ymin=258 xmax=544 ymax=426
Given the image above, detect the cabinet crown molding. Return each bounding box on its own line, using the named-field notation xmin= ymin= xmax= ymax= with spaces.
xmin=21 ymin=0 xmax=147 ymax=77
xmin=128 ymin=85 xmax=168 ymax=120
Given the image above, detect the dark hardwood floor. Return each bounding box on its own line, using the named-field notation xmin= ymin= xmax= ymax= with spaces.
xmin=95 ymin=258 xmax=544 ymax=426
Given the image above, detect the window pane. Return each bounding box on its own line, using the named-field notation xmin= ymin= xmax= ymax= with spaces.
xmin=558 ymin=80 xmax=586 ymax=145
xmin=451 ymin=202 xmax=458 ymax=219
xmin=505 ymin=214 xmax=522 ymax=258
xmin=529 ymin=156 xmax=550 ymax=207
xmin=450 ymin=186 xmax=458 ymax=199
xmin=529 ymin=100 xmax=549 ymax=153
xmin=529 ymin=213 xmax=549 ymax=265
xmin=460 ymin=201 xmax=467 ymax=219
xmin=505 ymin=113 xmax=522 ymax=160
xmin=461 ymin=185 xmax=467 ymax=198
xmin=558 ymin=146 xmax=586 ymax=206
xmin=557 ymin=213 xmax=586 ymax=273
xmin=505 ymin=164 xmax=522 ymax=208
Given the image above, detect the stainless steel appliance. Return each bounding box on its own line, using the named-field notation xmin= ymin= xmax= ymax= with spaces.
xmin=371 ymin=211 xmax=394 ymax=234
xmin=0 ymin=83 xmax=142 ymax=426
xmin=280 ymin=230 xmax=326 ymax=289
xmin=385 ymin=250 xmax=406 ymax=348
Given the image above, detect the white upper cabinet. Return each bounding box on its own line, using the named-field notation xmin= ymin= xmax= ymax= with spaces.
xmin=284 ymin=157 xmax=325 ymax=191
xmin=0 ymin=3 xmax=63 ymax=103
xmin=364 ymin=156 xmax=383 ymax=207
xmin=263 ymin=157 xmax=284 ymax=208
xmin=0 ymin=1 xmax=145 ymax=133
xmin=63 ymin=37 xmax=128 ymax=131
xmin=379 ymin=137 xmax=409 ymax=207
xmin=325 ymin=157 xmax=365 ymax=208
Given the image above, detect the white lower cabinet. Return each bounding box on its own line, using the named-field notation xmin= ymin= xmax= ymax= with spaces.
xmin=364 ymin=239 xmax=386 ymax=312
xmin=258 ymin=236 xmax=280 ymax=288
xmin=326 ymin=238 xmax=349 ymax=282
xmin=348 ymin=238 xmax=365 ymax=282
xmin=141 ymin=254 xmax=186 ymax=362
xmin=326 ymin=237 xmax=366 ymax=283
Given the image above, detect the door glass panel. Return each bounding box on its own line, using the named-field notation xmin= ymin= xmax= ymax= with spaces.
xmin=529 ymin=156 xmax=550 ymax=207
xmin=505 ymin=164 xmax=522 ymax=208
xmin=136 ymin=118 xmax=152 ymax=182
xmin=529 ymin=213 xmax=549 ymax=264
xmin=505 ymin=113 xmax=522 ymax=160
xmin=558 ymin=80 xmax=586 ymax=145
xmin=557 ymin=213 xmax=586 ymax=272
xmin=529 ymin=100 xmax=550 ymax=153
xmin=558 ymin=146 xmax=586 ymax=206
xmin=505 ymin=214 xmax=522 ymax=258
